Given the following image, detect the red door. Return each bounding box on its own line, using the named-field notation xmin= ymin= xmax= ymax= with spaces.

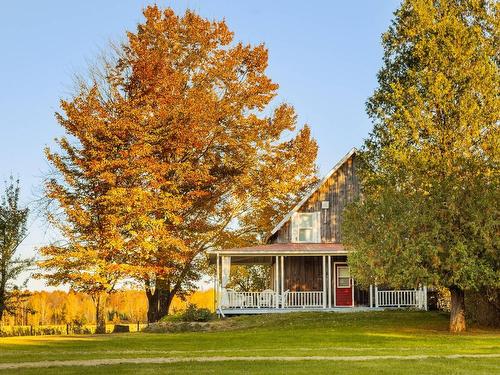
xmin=335 ymin=264 xmax=353 ymax=306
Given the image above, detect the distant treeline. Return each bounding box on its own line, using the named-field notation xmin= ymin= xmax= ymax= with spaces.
xmin=1 ymin=289 xmax=214 ymax=326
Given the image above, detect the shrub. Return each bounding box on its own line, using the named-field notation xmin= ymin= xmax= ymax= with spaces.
xmin=181 ymin=304 xmax=213 ymax=322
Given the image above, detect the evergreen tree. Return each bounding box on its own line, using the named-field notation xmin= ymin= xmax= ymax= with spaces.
xmin=343 ymin=0 xmax=499 ymax=332
xmin=0 ymin=177 xmax=31 ymax=320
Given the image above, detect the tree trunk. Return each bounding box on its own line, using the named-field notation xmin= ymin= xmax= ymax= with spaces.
xmin=159 ymin=290 xmax=175 ymax=319
xmin=146 ymin=287 xmax=159 ymax=323
xmin=0 ymin=282 xmax=6 ymax=321
xmin=449 ymin=286 xmax=466 ymax=333
xmin=158 ymin=279 xmax=171 ymax=320
xmin=0 ymin=295 xmax=5 ymax=321
xmin=94 ymin=292 xmax=108 ymax=334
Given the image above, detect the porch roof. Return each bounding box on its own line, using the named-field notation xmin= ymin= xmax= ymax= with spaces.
xmin=210 ymin=243 xmax=346 ymax=257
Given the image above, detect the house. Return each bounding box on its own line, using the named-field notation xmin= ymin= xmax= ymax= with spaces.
xmin=210 ymin=148 xmax=427 ymax=315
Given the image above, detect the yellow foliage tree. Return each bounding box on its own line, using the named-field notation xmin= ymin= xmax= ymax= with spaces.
xmin=39 ymin=5 xmax=318 ymax=324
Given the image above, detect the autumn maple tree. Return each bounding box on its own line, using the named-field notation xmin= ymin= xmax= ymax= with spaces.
xmin=343 ymin=0 xmax=499 ymax=332
xmin=40 ymin=5 xmax=318 ymax=324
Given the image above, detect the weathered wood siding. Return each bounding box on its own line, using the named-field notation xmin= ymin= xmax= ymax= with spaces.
xmin=272 ymin=154 xmax=360 ymax=244
xmin=284 ymin=256 xmax=323 ymax=291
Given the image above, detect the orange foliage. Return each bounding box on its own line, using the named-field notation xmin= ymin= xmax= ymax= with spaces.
xmin=0 ymin=289 xmax=214 ymax=326
xmin=38 ymin=5 xmax=317 ymax=326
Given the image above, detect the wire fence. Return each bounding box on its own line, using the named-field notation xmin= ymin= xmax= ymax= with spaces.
xmin=0 ymin=322 xmax=149 ymax=337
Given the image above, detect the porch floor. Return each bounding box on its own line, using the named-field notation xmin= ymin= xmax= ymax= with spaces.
xmin=220 ymin=307 xmax=382 ymax=315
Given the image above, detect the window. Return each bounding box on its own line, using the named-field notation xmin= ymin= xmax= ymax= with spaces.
xmin=337 ymin=266 xmax=350 ymax=288
xmin=298 ymin=213 xmax=313 ymax=242
xmin=291 ymin=211 xmax=320 ymax=243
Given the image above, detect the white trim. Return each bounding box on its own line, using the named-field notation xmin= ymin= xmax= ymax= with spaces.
xmin=268 ymin=148 xmax=357 ymax=238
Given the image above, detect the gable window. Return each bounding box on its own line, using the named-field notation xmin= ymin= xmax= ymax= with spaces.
xmin=298 ymin=213 xmax=314 ymax=242
xmin=291 ymin=211 xmax=320 ymax=243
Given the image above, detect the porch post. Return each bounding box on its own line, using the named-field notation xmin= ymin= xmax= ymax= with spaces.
xmin=280 ymin=256 xmax=285 ymax=309
xmin=327 ymin=256 xmax=332 ymax=308
xmin=423 ymin=285 xmax=428 ymax=311
xmin=374 ymin=285 xmax=379 ymax=308
xmin=351 ymin=278 xmax=355 ymax=307
xmin=275 ymin=256 xmax=279 ymax=308
xmin=322 ymin=256 xmax=326 ymax=308
xmin=216 ymin=253 xmax=220 ymax=311
xmin=369 ymin=284 xmax=373 ymax=308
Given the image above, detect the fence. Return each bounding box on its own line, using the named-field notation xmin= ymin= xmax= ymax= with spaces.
xmin=284 ymin=291 xmax=323 ymax=308
xmin=0 ymin=322 xmax=148 ymax=337
xmin=373 ymin=286 xmax=427 ymax=310
xmin=224 ymin=290 xmax=276 ymax=308
xmin=223 ymin=290 xmax=324 ymax=309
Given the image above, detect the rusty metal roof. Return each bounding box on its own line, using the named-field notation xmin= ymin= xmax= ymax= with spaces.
xmin=210 ymin=243 xmax=346 ymax=255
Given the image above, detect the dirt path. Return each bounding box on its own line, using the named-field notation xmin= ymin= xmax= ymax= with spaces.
xmin=0 ymin=354 xmax=499 ymax=370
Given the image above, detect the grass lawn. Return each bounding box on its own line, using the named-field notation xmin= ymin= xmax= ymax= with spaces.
xmin=0 ymin=311 xmax=498 ymax=374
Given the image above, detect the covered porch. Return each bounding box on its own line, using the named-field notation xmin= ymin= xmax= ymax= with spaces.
xmin=210 ymin=244 xmax=428 ymax=315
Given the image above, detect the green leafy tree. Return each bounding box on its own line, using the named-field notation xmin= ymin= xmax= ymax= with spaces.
xmin=343 ymin=0 xmax=499 ymax=332
xmin=0 ymin=177 xmax=32 ymax=320
xmin=228 ymin=265 xmax=272 ymax=292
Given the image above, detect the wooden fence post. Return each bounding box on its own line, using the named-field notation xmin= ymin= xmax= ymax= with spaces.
xmin=374 ymin=285 xmax=379 ymax=308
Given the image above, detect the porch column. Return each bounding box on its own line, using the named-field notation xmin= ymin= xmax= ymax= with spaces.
xmin=275 ymin=256 xmax=279 ymax=308
xmin=280 ymin=256 xmax=285 ymax=309
xmin=369 ymin=284 xmax=373 ymax=308
xmin=216 ymin=253 xmax=220 ymax=311
xmin=220 ymin=256 xmax=231 ymax=309
xmin=328 ymin=256 xmax=332 ymax=308
xmin=351 ymin=278 xmax=355 ymax=307
xmin=322 ymin=256 xmax=326 ymax=308
xmin=423 ymin=285 xmax=428 ymax=311
xmin=375 ymin=285 xmax=379 ymax=308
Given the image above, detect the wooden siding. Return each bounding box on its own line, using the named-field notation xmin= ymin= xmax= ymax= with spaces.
xmin=272 ymin=154 xmax=360 ymax=244
xmin=284 ymin=256 xmax=323 ymax=291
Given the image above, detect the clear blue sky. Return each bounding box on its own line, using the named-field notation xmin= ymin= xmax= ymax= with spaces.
xmin=0 ymin=1 xmax=400 ymax=290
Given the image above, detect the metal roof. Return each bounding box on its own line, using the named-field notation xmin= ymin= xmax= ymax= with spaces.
xmin=209 ymin=243 xmax=346 ymax=256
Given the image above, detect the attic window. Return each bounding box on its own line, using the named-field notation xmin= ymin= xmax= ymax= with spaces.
xmin=298 ymin=213 xmax=314 ymax=242
xmin=291 ymin=211 xmax=320 ymax=243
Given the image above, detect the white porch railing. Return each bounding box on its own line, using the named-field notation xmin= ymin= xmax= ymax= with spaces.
xmin=223 ymin=290 xmax=276 ymax=308
xmin=222 ymin=290 xmax=324 ymax=309
xmin=375 ymin=287 xmax=427 ymax=309
xmin=220 ymin=287 xmax=428 ymax=310
xmin=284 ymin=291 xmax=323 ymax=308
